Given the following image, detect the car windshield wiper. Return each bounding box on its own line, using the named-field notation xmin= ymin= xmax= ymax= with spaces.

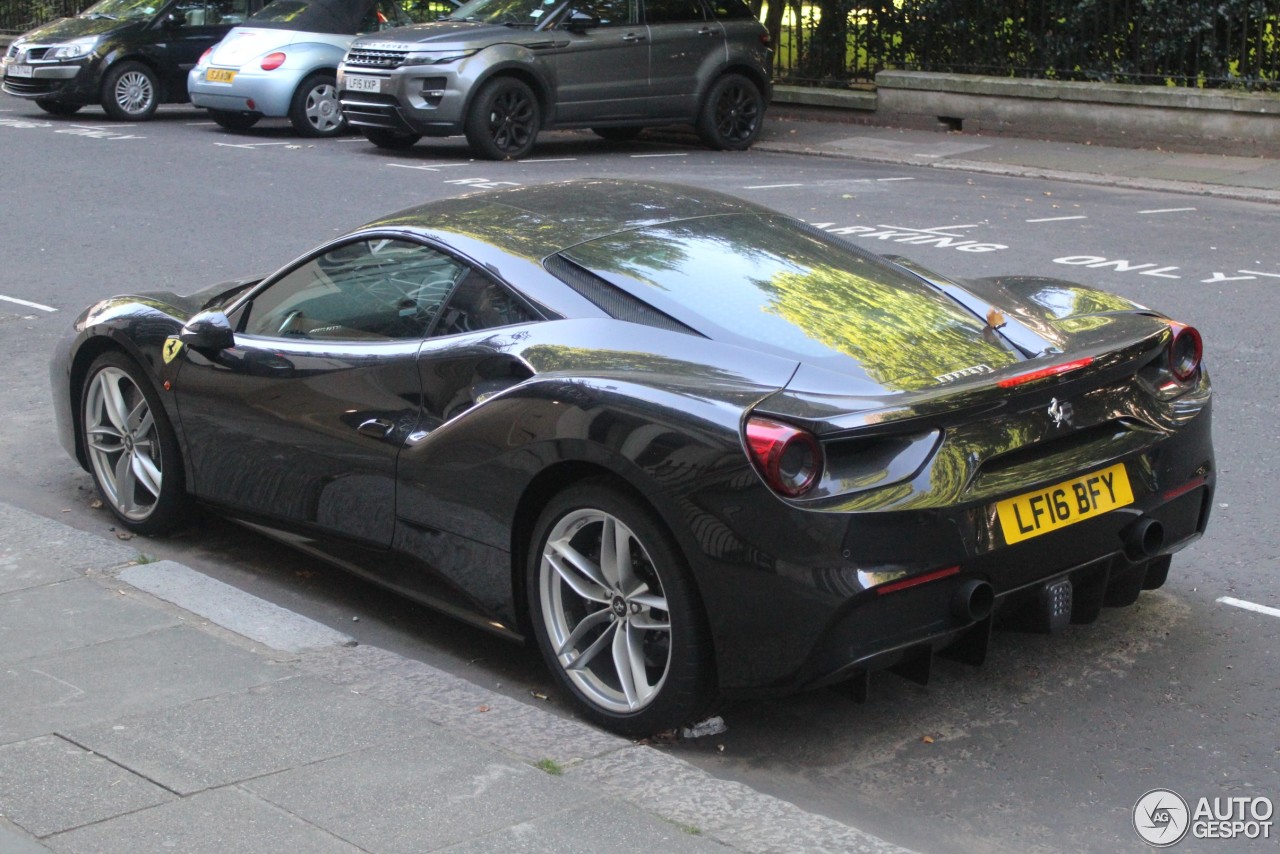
xmin=83 ymin=12 xmax=118 ymax=19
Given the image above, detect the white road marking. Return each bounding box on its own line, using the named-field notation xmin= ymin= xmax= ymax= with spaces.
xmin=521 ymin=157 xmax=577 ymax=163
xmin=1026 ymin=215 xmax=1088 ymax=223
xmin=1239 ymin=269 xmax=1280 ymax=279
xmin=70 ymin=123 xmax=134 ymax=129
xmin=387 ymin=162 xmax=469 ymax=171
xmin=1139 ymin=207 xmax=1197 ymax=214
xmin=213 ymin=141 xmax=295 ymax=149
xmin=631 ymin=152 xmax=687 ymax=158
xmin=875 ymin=177 xmax=914 ymax=182
xmin=187 ymin=121 xmax=218 ymax=126
xmin=744 ymin=183 xmax=804 ymax=189
xmin=1218 ymin=596 xmax=1280 ymax=619
xmin=0 ymin=294 xmax=57 ymax=312
xmin=337 ymin=137 xmax=368 ymax=142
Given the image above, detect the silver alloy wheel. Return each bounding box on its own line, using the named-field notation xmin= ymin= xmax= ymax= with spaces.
xmin=84 ymin=366 xmax=163 ymax=522
xmin=539 ymin=508 xmax=672 ymax=713
xmin=304 ymin=83 xmax=341 ymax=133
xmin=113 ymin=69 xmax=155 ymax=117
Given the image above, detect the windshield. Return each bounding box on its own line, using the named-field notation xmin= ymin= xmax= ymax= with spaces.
xmin=79 ymin=0 xmax=165 ymax=20
xmin=446 ymin=0 xmax=568 ymax=27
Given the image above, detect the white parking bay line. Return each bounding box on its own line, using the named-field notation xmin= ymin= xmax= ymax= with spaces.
xmin=631 ymin=152 xmax=687 ymax=158
xmin=521 ymin=157 xmax=578 ymax=163
xmin=1026 ymin=215 xmax=1088 ymax=223
xmin=876 ymin=177 xmax=914 ymax=182
xmin=387 ymin=162 xmax=469 ymax=171
xmin=1218 ymin=596 xmax=1280 ymax=619
xmin=1139 ymin=207 xmax=1197 ymax=214
xmin=187 ymin=121 xmax=218 ymax=126
xmin=744 ymin=183 xmax=804 ymax=189
xmin=0 ymin=294 xmax=57 ymax=312
xmin=1239 ymin=269 xmax=1280 ymax=279
xmin=213 ymin=141 xmax=295 ymax=149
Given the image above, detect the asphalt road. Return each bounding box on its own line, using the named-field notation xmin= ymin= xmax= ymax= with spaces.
xmin=3 ymin=97 xmax=1278 ymax=853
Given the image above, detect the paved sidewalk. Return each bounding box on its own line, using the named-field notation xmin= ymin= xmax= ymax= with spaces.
xmin=0 ymin=502 xmax=911 ymax=854
xmin=758 ymin=107 xmax=1280 ymax=205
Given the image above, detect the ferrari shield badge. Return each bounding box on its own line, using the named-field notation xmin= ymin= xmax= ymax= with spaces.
xmin=162 ymin=337 xmax=184 ymax=364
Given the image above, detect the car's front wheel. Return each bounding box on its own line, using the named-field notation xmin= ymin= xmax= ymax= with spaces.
xmin=289 ymin=73 xmax=345 ymax=137
xmin=101 ymin=61 xmax=159 ymax=121
xmin=209 ymin=109 xmax=260 ymax=131
xmin=695 ymin=73 xmax=764 ymax=151
xmin=35 ymin=99 xmax=80 ymax=116
xmin=464 ymin=77 xmax=540 ymax=160
xmin=360 ymin=126 xmax=421 ymax=150
xmin=528 ymin=481 xmax=716 ymax=736
xmin=80 ymin=351 xmax=188 ymax=535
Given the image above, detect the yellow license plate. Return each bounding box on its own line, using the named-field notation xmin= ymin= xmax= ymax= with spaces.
xmin=996 ymin=463 xmax=1133 ymax=545
xmin=205 ymin=67 xmax=236 ymax=83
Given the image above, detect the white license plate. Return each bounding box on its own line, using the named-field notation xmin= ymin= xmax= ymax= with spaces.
xmin=7 ymin=64 xmax=34 ymax=78
xmin=345 ymin=75 xmax=382 ymax=92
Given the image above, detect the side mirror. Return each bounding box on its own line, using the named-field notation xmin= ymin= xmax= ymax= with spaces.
xmin=164 ymin=11 xmax=187 ymax=28
xmin=563 ymin=10 xmax=598 ymax=32
xmin=179 ymin=310 xmax=235 ymax=353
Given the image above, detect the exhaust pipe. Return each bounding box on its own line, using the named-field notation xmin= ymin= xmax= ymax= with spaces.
xmin=1124 ymin=517 xmax=1164 ymax=562
xmin=951 ymin=579 xmax=994 ymax=623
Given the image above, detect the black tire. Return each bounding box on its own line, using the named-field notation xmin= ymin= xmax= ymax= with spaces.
xmin=695 ymin=73 xmax=764 ymax=151
xmin=360 ymin=126 xmax=421 ymax=150
xmin=79 ymin=351 xmax=189 ymax=535
xmin=527 ymin=480 xmax=716 ymax=737
xmin=464 ymin=76 xmax=540 ymax=160
xmin=101 ymin=60 xmax=159 ymax=121
xmin=209 ymin=109 xmax=260 ymax=131
xmin=592 ymin=126 xmax=642 ymax=142
xmin=288 ymin=72 xmax=345 ymax=138
xmin=35 ymin=99 xmax=81 ymax=116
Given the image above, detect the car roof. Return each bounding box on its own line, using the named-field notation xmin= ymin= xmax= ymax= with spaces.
xmin=358 ymin=180 xmax=773 ymax=260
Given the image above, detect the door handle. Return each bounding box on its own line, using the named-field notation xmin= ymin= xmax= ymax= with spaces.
xmin=621 ymin=32 xmax=647 ymax=42
xmin=697 ymin=27 xmax=716 ymax=36
xmin=357 ymin=418 xmax=395 ymax=438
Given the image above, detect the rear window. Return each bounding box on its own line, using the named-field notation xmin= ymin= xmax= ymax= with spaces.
xmin=558 ymin=214 xmax=1011 ymax=384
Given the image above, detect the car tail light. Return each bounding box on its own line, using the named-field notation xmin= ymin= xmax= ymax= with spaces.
xmin=745 ymin=416 xmax=822 ymax=497
xmin=996 ymin=356 xmax=1094 ymax=388
xmin=1167 ymin=322 xmax=1202 ymax=381
xmin=759 ymin=31 xmax=772 ymax=47
xmin=198 ymin=47 xmax=212 ymax=65
xmin=261 ymin=52 xmax=286 ymax=71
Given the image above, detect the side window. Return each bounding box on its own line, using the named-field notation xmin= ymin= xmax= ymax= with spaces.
xmin=360 ymin=0 xmax=410 ymax=32
xmin=563 ymin=0 xmax=637 ymax=27
xmin=172 ymin=0 xmax=210 ymax=26
xmin=704 ymin=0 xmax=750 ymax=18
xmin=431 ymin=271 xmax=536 ymax=337
xmin=644 ymin=0 xmax=705 ymax=24
xmin=210 ymin=0 xmax=254 ymax=24
xmin=243 ymin=238 xmax=465 ymax=341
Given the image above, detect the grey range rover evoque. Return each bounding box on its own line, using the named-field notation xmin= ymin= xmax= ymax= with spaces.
xmin=336 ymin=0 xmax=772 ymax=159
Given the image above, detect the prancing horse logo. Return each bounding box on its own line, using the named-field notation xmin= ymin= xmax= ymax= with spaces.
xmin=1047 ymin=397 xmax=1073 ymax=428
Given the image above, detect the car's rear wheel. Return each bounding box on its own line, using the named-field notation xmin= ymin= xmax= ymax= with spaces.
xmin=101 ymin=61 xmax=159 ymax=121
xmin=592 ymin=126 xmax=642 ymax=142
xmin=35 ymin=99 xmax=80 ymax=116
xmin=80 ymin=351 xmax=188 ymax=535
xmin=528 ymin=481 xmax=716 ymax=736
xmin=464 ymin=77 xmax=539 ymax=160
xmin=695 ymin=73 xmax=764 ymax=151
xmin=209 ymin=109 xmax=260 ymax=131
xmin=360 ymin=126 xmax=421 ymax=150
xmin=289 ymin=73 xmax=345 ymax=137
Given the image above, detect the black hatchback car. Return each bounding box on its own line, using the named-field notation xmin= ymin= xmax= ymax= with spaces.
xmin=2 ymin=0 xmax=263 ymax=120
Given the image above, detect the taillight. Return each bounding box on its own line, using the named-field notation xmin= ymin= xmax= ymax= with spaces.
xmin=1168 ymin=322 xmax=1202 ymax=381
xmin=198 ymin=47 xmax=212 ymax=65
xmin=759 ymin=31 xmax=772 ymax=47
xmin=261 ymin=52 xmax=286 ymax=71
xmin=745 ymin=416 xmax=822 ymax=497
xmin=996 ymin=356 xmax=1094 ymax=388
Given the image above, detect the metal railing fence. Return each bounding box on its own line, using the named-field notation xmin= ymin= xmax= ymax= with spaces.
xmin=2 ymin=0 xmax=88 ymax=34
xmin=763 ymin=0 xmax=1280 ymax=91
